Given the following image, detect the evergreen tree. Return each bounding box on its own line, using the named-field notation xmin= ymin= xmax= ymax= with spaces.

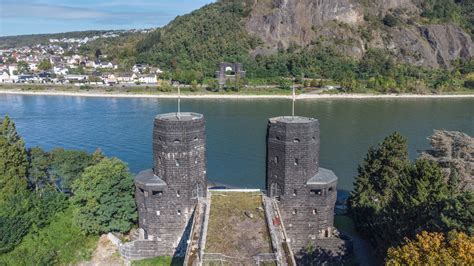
xmin=0 ymin=116 xmax=28 ymax=203
xmin=27 ymin=147 xmax=51 ymax=192
xmin=348 ymin=132 xmax=409 ymax=242
xmin=0 ymin=116 xmax=31 ymax=253
xmin=72 ymin=158 xmax=136 ymax=234
xmin=349 ymin=132 xmax=473 ymax=256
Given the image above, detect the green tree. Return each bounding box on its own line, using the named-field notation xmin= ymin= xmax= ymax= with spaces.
xmin=72 ymin=158 xmax=136 ymax=234
xmin=349 ymin=132 xmax=473 ymax=255
xmin=190 ymin=80 xmax=199 ymax=92
xmin=37 ymin=59 xmax=52 ymax=71
xmin=347 ymin=132 xmax=410 ymax=250
xmin=95 ymin=48 xmax=102 ymax=60
xmin=27 ymin=147 xmax=50 ymax=192
xmin=16 ymin=61 xmax=30 ymax=74
xmin=49 ymin=148 xmax=95 ymax=192
xmin=0 ymin=116 xmax=31 ymax=253
xmin=0 ymin=116 xmax=28 ymax=203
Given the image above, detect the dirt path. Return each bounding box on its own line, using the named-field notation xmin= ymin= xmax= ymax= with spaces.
xmin=79 ymin=235 xmax=124 ymax=266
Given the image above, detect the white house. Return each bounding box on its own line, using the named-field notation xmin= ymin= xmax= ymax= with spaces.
xmin=53 ymin=66 xmax=68 ymax=75
xmin=8 ymin=65 xmax=17 ymax=76
xmin=93 ymin=61 xmax=117 ymax=69
xmin=64 ymin=74 xmax=88 ymax=82
xmin=105 ymin=74 xmax=117 ymax=85
xmin=0 ymin=70 xmax=11 ymax=83
xmin=138 ymin=74 xmax=157 ymax=84
xmin=116 ymin=73 xmax=134 ymax=83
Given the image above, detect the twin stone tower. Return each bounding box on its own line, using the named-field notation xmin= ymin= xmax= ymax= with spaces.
xmin=130 ymin=112 xmax=339 ymax=260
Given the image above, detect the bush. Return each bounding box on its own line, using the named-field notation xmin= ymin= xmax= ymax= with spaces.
xmin=190 ymin=80 xmax=199 ymax=92
xmin=464 ymin=73 xmax=474 ymax=89
xmin=0 ymin=207 xmax=97 ymax=265
xmin=383 ymin=14 xmax=398 ymax=27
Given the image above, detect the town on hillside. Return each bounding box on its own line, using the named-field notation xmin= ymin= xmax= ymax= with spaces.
xmin=0 ymin=32 xmax=161 ymax=86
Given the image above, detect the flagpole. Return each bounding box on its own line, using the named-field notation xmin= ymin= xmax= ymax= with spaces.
xmin=292 ymin=85 xmax=296 ymax=118
xmin=177 ymin=83 xmax=181 ymax=120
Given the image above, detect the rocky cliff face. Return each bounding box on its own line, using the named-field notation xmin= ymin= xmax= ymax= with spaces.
xmin=245 ymin=0 xmax=473 ymax=68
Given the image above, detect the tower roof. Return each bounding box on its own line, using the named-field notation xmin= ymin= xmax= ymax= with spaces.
xmin=269 ymin=116 xmax=318 ymax=124
xmin=135 ymin=169 xmax=167 ymax=187
xmin=155 ymin=112 xmax=203 ymax=122
xmin=307 ymin=168 xmax=338 ymax=185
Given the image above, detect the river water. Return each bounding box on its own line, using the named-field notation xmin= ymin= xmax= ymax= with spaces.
xmin=1 ymin=94 xmax=473 ymax=197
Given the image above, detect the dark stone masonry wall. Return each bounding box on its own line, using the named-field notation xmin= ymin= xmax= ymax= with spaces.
xmin=266 ymin=116 xmax=338 ymax=252
xmin=133 ymin=112 xmax=207 ymax=257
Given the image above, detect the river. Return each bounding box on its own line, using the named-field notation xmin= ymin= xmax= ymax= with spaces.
xmin=1 ymin=94 xmax=472 ymax=198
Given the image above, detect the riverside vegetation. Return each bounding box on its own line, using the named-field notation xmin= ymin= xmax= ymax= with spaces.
xmin=348 ymin=132 xmax=474 ymax=264
xmin=0 ymin=116 xmax=137 ymax=264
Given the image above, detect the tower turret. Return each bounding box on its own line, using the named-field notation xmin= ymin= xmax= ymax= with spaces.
xmin=266 ymin=116 xmax=337 ymax=252
xmin=134 ymin=112 xmax=207 ymax=256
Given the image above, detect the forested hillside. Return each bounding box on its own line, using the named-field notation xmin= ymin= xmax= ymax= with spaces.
xmin=133 ymin=0 xmax=473 ymax=93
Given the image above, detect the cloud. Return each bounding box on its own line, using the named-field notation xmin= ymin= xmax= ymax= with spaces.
xmin=0 ymin=1 xmax=170 ymax=23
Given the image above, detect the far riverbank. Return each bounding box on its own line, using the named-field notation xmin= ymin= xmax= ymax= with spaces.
xmin=2 ymin=89 xmax=474 ymax=99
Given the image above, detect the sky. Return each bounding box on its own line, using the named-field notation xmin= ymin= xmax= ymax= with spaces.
xmin=0 ymin=0 xmax=215 ymax=36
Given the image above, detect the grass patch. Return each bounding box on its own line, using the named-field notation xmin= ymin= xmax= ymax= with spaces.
xmin=206 ymin=192 xmax=272 ymax=262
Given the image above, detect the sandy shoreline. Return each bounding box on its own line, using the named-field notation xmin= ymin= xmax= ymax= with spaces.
xmin=1 ymin=89 xmax=474 ymax=99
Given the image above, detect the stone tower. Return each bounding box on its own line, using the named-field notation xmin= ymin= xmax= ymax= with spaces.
xmin=134 ymin=112 xmax=207 ymax=256
xmin=266 ymin=116 xmax=338 ymax=252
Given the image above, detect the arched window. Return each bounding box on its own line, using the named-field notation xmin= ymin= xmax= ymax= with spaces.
xmin=174 ymin=139 xmax=181 ymax=144
xmin=293 ymin=138 xmax=300 ymax=143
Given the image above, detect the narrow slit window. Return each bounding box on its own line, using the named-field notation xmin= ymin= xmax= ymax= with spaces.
xmin=293 ymin=189 xmax=297 ymax=196
xmin=177 ymin=190 xmax=180 ymax=197
xmin=294 ymin=158 xmax=299 ymax=166
xmin=175 ymin=159 xmax=180 ymax=167
xmin=310 ymin=189 xmax=322 ymax=196
xmin=152 ymin=191 xmax=163 ymax=196
xmin=177 ymin=210 xmax=181 ymax=216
